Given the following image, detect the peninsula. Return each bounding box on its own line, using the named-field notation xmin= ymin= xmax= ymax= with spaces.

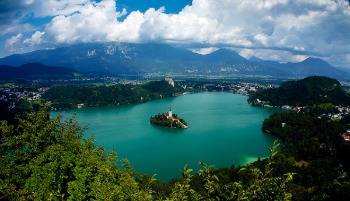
xmin=150 ymin=108 xmax=188 ymax=128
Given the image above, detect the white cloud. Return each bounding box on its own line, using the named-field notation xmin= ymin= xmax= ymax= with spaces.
xmin=238 ymin=48 xmax=308 ymax=63
xmin=254 ymin=34 xmax=269 ymax=46
xmin=0 ymin=0 xmax=91 ymax=32
xmin=44 ymin=0 xmax=121 ymax=44
xmin=190 ymin=47 xmax=219 ymax=55
xmin=0 ymin=23 xmax=35 ymax=37
xmin=3 ymin=0 xmax=350 ymax=67
xmin=5 ymin=33 xmax=23 ymax=52
xmin=24 ymin=0 xmax=91 ymax=18
xmin=239 ymin=49 xmax=255 ymax=59
xmin=23 ymin=31 xmax=45 ymax=47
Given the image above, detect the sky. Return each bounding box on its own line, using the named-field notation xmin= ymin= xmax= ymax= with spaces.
xmin=1 ymin=0 xmax=350 ymax=68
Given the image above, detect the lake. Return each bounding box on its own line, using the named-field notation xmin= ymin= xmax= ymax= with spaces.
xmin=51 ymin=92 xmax=281 ymax=181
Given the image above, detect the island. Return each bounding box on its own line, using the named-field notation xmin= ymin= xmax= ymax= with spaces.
xmin=150 ymin=107 xmax=188 ymax=128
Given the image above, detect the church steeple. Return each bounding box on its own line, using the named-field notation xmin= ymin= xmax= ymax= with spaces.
xmin=168 ymin=107 xmax=172 ymax=118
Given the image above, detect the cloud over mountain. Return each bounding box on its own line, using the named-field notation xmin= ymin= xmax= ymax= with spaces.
xmin=2 ymin=0 xmax=350 ymax=67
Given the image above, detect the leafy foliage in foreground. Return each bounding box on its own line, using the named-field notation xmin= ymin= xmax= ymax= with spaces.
xmin=1 ymin=109 xmax=296 ymax=200
xmin=260 ymin=109 xmax=350 ymax=200
xmin=0 ymin=109 xmax=151 ymax=200
xmin=164 ymin=142 xmax=294 ymax=201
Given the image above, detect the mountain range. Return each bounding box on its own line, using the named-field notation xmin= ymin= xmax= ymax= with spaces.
xmin=0 ymin=42 xmax=348 ymax=81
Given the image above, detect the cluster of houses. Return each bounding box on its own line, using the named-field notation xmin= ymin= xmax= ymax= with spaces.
xmin=283 ymin=105 xmax=350 ymax=142
xmin=181 ymin=82 xmax=276 ymax=95
xmin=0 ymin=86 xmax=49 ymax=109
xmin=228 ymin=83 xmax=276 ymax=95
xmin=342 ymin=129 xmax=350 ymax=142
xmin=30 ymin=77 xmax=119 ymax=84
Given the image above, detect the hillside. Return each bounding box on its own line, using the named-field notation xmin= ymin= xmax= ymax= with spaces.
xmin=0 ymin=62 xmax=79 ymax=79
xmin=248 ymin=76 xmax=350 ymax=106
xmin=0 ymin=42 xmax=348 ymax=80
xmin=42 ymin=79 xmax=185 ymax=109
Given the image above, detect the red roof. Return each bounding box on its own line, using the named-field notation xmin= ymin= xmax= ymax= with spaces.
xmin=342 ymin=133 xmax=350 ymax=141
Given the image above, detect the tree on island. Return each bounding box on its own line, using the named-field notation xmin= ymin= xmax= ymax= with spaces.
xmin=150 ymin=108 xmax=188 ymax=128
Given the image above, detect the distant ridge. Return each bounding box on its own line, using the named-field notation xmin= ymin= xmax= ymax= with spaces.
xmin=0 ymin=42 xmax=348 ymax=81
xmin=0 ymin=62 xmax=78 ymax=79
xmin=249 ymin=56 xmax=264 ymax=62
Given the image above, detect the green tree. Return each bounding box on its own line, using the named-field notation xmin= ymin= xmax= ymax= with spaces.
xmin=166 ymin=141 xmax=294 ymax=201
xmin=0 ymin=108 xmax=151 ymax=200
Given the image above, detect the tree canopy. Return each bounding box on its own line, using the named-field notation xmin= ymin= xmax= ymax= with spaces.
xmin=0 ymin=109 xmax=151 ymax=200
xmin=249 ymin=76 xmax=350 ymax=106
xmin=150 ymin=113 xmax=188 ymax=128
xmin=42 ymin=80 xmax=185 ymax=110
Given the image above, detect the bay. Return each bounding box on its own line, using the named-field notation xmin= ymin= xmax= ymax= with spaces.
xmin=51 ymin=92 xmax=281 ymax=181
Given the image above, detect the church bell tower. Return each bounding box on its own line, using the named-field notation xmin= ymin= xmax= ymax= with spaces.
xmin=168 ymin=107 xmax=172 ymax=118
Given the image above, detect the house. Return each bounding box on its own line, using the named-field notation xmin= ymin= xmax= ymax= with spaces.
xmin=342 ymin=132 xmax=350 ymax=142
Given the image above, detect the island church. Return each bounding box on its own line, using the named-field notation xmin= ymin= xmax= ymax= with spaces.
xmin=165 ymin=107 xmax=172 ymax=118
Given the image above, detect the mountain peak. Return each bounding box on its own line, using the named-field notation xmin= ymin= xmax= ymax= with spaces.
xmin=301 ymin=57 xmax=331 ymax=67
xmin=205 ymin=48 xmax=247 ymax=62
xmin=249 ymin=56 xmax=264 ymax=62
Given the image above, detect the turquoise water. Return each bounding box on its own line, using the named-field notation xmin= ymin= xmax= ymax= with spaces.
xmin=51 ymin=92 xmax=280 ymax=181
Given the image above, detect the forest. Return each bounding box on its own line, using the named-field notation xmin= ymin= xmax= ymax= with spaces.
xmin=259 ymin=107 xmax=350 ymax=200
xmin=248 ymin=76 xmax=350 ymax=106
xmin=42 ymin=80 xmax=185 ymax=110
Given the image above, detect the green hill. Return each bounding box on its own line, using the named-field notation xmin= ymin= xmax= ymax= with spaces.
xmin=42 ymin=79 xmax=185 ymax=109
xmin=249 ymin=76 xmax=350 ymax=106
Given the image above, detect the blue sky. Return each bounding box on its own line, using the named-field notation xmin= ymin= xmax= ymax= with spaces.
xmin=1 ymin=0 xmax=350 ymax=68
xmin=116 ymin=0 xmax=192 ymax=14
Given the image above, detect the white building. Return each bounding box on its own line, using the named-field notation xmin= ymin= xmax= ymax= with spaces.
xmin=165 ymin=107 xmax=173 ymax=118
xmin=165 ymin=78 xmax=175 ymax=87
